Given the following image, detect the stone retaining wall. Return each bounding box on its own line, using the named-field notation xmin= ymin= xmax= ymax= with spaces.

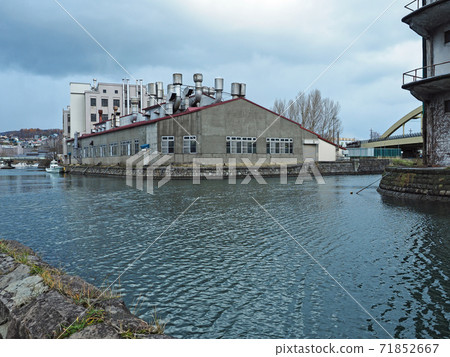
xmin=0 ymin=240 xmax=169 ymax=339
xmin=65 ymin=158 xmax=391 ymax=179
xmin=378 ymin=167 xmax=450 ymax=202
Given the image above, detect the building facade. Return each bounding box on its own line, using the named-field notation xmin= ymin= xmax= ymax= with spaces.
xmin=402 ymin=0 xmax=450 ymax=166
xmin=67 ymin=80 xmax=148 ymax=139
xmin=67 ymin=98 xmax=327 ymax=165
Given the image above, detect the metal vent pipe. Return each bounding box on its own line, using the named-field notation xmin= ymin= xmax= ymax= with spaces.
xmin=214 ymin=78 xmax=223 ymax=103
xmin=231 ymin=82 xmax=240 ymax=99
xmin=239 ymin=83 xmax=246 ymax=98
xmin=147 ymin=83 xmax=157 ymax=107
xmin=131 ymin=97 xmax=139 ymax=114
xmin=191 ymin=73 xmax=203 ymax=107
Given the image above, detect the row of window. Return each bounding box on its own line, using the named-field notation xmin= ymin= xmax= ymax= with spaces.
xmin=162 ymin=136 xmax=197 ymax=154
xmin=81 ymin=136 xmax=294 ymax=158
xmin=90 ymin=98 xmax=121 ymax=108
xmin=82 ymin=139 xmax=140 ymax=158
xmin=89 ymin=98 xmax=143 ymax=108
xmin=266 ymin=138 xmax=294 ymax=154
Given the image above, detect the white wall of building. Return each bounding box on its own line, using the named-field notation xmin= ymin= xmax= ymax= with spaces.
xmin=432 ymin=23 xmax=450 ymax=75
xmin=318 ymin=139 xmax=337 ymax=161
xmin=69 ymin=83 xmax=91 ymax=138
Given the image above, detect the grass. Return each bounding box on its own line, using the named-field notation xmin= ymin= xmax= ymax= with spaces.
xmin=391 ymin=158 xmax=423 ymax=167
xmin=59 ymin=308 xmax=105 ymax=338
xmin=120 ymin=309 xmax=166 ymax=339
xmin=1 ymin=239 xmax=166 ymax=338
xmin=0 ymin=241 xmax=30 ymax=265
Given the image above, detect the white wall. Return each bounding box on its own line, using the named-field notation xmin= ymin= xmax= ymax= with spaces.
xmin=69 ymin=83 xmax=91 ymax=138
xmin=318 ymin=139 xmax=337 ymax=161
xmin=432 ymin=24 xmax=450 ymax=75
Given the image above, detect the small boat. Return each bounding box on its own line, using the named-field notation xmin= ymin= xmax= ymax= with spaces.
xmin=45 ymin=160 xmax=64 ymax=173
xmin=0 ymin=161 xmax=15 ymax=169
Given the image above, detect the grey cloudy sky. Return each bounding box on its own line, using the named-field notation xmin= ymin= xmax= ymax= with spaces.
xmin=0 ymin=0 xmax=422 ymax=139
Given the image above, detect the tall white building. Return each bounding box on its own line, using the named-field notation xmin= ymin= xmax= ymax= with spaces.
xmin=66 ymin=80 xmax=148 ymax=139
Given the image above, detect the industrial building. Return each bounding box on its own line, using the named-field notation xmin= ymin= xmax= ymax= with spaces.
xmin=402 ymin=0 xmax=450 ymax=166
xmin=64 ymin=73 xmax=344 ymax=165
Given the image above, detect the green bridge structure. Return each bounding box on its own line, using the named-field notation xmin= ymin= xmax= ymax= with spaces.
xmin=348 ymin=106 xmax=423 ymax=158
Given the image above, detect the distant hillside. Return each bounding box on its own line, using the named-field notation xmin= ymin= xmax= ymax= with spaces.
xmin=0 ymin=128 xmax=62 ymax=139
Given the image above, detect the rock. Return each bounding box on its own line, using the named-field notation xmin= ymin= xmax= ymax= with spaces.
xmin=0 ymin=241 xmax=170 ymax=339
xmin=68 ymin=323 xmax=120 ymax=339
xmin=6 ymin=290 xmax=85 ymax=338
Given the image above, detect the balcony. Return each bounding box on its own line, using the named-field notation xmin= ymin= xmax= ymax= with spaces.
xmin=403 ymin=61 xmax=450 ymax=84
xmin=403 ymin=61 xmax=450 ymax=100
xmin=402 ymin=0 xmax=450 ymax=37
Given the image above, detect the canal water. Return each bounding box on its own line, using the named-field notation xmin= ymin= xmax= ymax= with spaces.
xmin=0 ymin=168 xmax=449 ymax=339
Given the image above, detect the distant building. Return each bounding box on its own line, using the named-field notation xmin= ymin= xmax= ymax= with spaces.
xmin=402 ymin=0 xmax=450 ymax=166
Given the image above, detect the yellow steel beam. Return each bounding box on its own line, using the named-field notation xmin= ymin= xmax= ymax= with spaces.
xmin=380 ymin=106 xmax=422 ymax=139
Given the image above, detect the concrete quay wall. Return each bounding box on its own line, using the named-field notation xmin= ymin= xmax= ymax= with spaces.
xmin=378 ymin=167 xmax=450 ymax=202
xmin=65 ymin=158 xmax=391 ymax=178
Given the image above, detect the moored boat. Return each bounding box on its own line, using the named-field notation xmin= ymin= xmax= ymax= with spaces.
xmin=45 ymin=160 xmax=64 ymax=173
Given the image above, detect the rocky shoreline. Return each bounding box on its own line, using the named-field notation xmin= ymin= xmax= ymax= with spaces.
xmin=0 ymin=240 xmax=170 ymax=339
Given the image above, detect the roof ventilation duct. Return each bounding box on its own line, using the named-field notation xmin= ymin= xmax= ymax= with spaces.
xmin=231 ymin=82 xmax=241 ymax=99
xmin=214 ymin=77 xmax=223 ymax=103
xmin=239 ymin=83 xmax=246 ymax=98
xmin=156 ymin=82 xmax=164 ymax=104
xmin=191 ymin=73 xmax=203 ymax=107
xmin=164 ymin=102 xmax=173 ymax=117
xmin=147 ymin=83 xmax=157 ymax=107
xmin=131 ymin=97 xmax=139 ymax=114
xmin=172 ymin=73 xmax=183 ymax=113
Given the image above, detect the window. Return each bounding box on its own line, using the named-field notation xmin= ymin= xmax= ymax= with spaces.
xmin=101 ymin=98 xmax=108 ymax=107
xmin=120 ymin=141 xmax=131 ymax=156
xmin=102 ymin=114 xmax=108 ymax=122
xmin=445 ymin=100 xmax=450 ymax=113
xmin=226 ymin=137 xmax=257 ymax=154
xmin=266 ymin=138 xmax=293 ymax=154
xmin=183 ymin=136 xmax=197 ymax=154
xmin=90 ymin=113 xmax=97 ymax=122
xmin=109 ymin=143 xmax=118 ymax=156
xmin=134 ymin=139 xmax=140 ymax=154
xmin=103 ymin=89 xmax=107 ymax=93
xmin=83 ymin=147 xmax=89 ymax=158
xmin=445 ymin=30 xmax=450 ymax=44
xmin=99 ymin=145 xmax=106 ymax=158
xmin=115 ymin=90 xmax=118 ymax=94
xmin=113 ymin=99 xmax=120 ymax=108
xmin=161 ymin=136 xmax=174 ymax=154
xmin=90 ymin=98 xmax=96 ymax=106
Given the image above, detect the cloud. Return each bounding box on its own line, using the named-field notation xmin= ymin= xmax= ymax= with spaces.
xmin=0 ymin=0 xmax=424 ymax=138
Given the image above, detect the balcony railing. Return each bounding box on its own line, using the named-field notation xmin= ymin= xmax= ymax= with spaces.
xmin=405 ymin=0 xmax=420 ymax=11
xmin=403 ymin=61 xmax=450 ymax=85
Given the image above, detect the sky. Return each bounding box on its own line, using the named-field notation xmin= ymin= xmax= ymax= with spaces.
xmin=0 ymin=0 xmax=423 ymax=139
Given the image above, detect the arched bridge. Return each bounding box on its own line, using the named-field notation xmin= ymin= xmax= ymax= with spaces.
xmin=358 ymin=106 xmax=423 ymax=157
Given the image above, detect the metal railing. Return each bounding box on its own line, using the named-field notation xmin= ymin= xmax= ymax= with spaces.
xmin=346 ymin=133 xmax=422 ymax=148
xmin=403 ymin=60 xmax=450 ymax=85
xmin=405 ymin=0 xmax=420 ymax=11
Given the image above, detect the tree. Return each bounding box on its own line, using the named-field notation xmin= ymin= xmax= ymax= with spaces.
xmin=273 ymin=89 xmax=342 ymax=143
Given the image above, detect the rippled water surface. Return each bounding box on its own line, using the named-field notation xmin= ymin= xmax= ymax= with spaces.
xmin=1 ymin=168 xmax=449 ymax=338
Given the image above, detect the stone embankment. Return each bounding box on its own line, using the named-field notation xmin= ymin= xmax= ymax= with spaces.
xmin=65 ymin=158 xmax=390 ymax=178
xmin=378 ymin=166 xmax=450 ymax=202
xmin=0 ymin=240 xmax=169 ymax=339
